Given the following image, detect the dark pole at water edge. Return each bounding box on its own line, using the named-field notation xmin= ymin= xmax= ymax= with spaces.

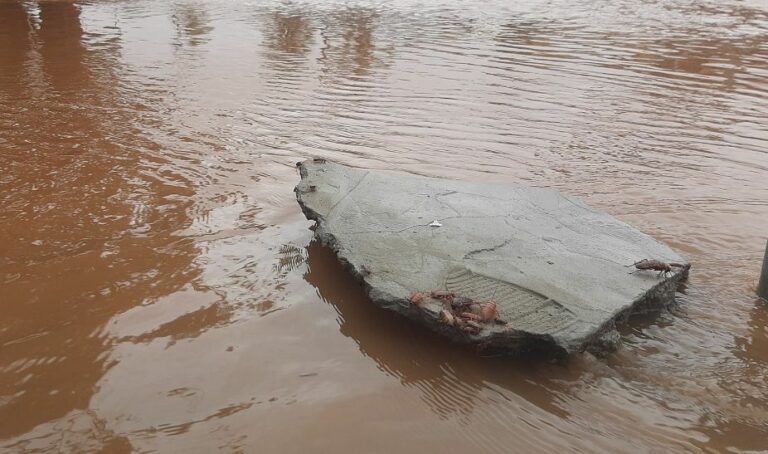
xmin=759 ymin=240 xmax=768 ymax=301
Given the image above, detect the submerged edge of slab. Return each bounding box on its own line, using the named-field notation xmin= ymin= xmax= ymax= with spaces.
xmin=294 ymin=159 xmax=688 ymax=356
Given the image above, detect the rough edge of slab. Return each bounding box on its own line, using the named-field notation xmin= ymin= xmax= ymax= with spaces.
xmin=295 ymin=160 xmax=688 ymax=357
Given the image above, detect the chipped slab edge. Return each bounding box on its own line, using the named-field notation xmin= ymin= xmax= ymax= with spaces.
xmin=295 ymin=159 xmax=688 ymax=357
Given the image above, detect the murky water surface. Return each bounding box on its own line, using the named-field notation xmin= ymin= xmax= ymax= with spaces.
xmin=1 ymin=0 xmax=767 ymax=452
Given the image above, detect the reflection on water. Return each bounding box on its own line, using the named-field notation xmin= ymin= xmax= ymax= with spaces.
xmin=0 ymin=0 xmax=197 ymax=447
xmin=1 ymin=0 xmax=767 ymax=451
xmin=303 ymin=243 xmax=571 ymax=421
xmin=172 ymin=1 xmax=214 ymax=47
xmin=323 ymin=8 xmax=383 ymax=76
xmin=0 ymin=2 xmax=32 ymax=91
xmin=38 ymin=2 xmax=88 ymax=90
xmin=264 ymin=11 xmax=313 ymax=56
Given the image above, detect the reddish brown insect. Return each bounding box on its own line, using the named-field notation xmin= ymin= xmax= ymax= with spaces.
xmin=459 ymin=312 xmax=482 ymax=321
xmin=479 ymin=301 xmax=498 ymax=322
xmin=409 ymin=292 xmax=429 ymax=305
xmin=628 ymin=259 xmax=689 ymax=277
xmin=430 ymin=290 xmax=456 ymax=306
xmin=669 ymin=262 xmax=692 ymax=271
xmin=462 ymin=320 xmax=482 ymax=334
xmin=439 ymin=310 xmax=455 ymax=326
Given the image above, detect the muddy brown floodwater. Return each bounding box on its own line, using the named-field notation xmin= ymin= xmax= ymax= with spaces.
xmin=1 ymin=0 xmax=767 ymax=452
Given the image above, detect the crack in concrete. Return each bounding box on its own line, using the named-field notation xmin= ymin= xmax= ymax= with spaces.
xmin=463 ymin=238 xmax=514 ymax=259
xmin=327 ymin=171 xmax=369 ymax=216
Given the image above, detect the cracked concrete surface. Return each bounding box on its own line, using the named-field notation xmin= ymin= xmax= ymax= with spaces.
xmin=295 ymin=160 xmax=688 ymax=356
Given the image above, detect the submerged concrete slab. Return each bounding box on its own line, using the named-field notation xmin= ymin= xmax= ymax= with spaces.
xmin=295 ymin=159 xmax=688 ymax=355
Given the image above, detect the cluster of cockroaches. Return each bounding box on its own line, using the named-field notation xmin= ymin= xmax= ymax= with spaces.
xmin=410 ymin=290 xmax=505 ymax=335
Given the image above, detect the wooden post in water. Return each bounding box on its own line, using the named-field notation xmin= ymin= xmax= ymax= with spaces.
xmin=759 ymin=240 xmax=768 ymax=301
